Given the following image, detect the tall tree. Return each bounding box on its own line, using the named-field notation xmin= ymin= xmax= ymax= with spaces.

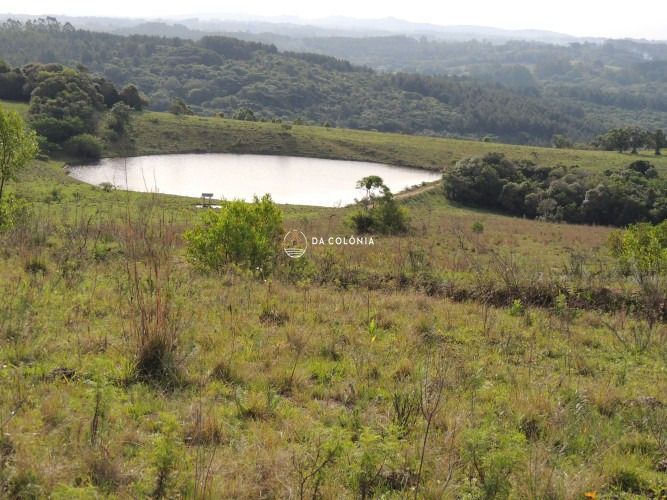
xmin=0 ymin=108 xmax=38 ymax=201
xmin=627 ymin=126 xmax=648 ymax=154
xmin=651 ymin=129 xmax=666 ymax=156
xmin=120 ymin=84 xmax=149 ymax=110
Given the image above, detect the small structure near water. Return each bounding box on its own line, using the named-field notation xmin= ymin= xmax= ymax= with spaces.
xmin=201 ymin=192 xmax=214 ymax=207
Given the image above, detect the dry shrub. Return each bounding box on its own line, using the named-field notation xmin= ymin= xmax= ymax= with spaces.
xmin=184 ymin=405 xmax=223 ymax=446
xmin=86 ymin=448 xmax=123 ymax=492
xmin=119 ymin=197 xmax=187 ymax=387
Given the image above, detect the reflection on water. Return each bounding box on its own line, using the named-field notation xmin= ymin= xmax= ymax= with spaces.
xmin=68 ymin=153 xmax=442 ymax=207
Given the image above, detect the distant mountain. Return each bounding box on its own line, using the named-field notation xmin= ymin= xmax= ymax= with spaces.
xmin=2 ymin=15 xmax=666 ymax=143
xmin=0 ymin=13 xmax=603 ymax=44
xmin=307 ymin=17 xmax=593 ymax=44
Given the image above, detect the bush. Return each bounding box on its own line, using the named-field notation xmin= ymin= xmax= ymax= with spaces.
xmin=0 ymin=194 xmax=31 ymax=231
xmin=372 ymin=194 xmax=409 ymax=234
xmin=185 ymin=195 xmax=283 ymax=273
xmin=168 ymin=97 xmax=193 ymax=116
xmin=64 ymin=134 xmax=103 ymax=160
xmin=351 ymin=177 xmax=409 ymax=234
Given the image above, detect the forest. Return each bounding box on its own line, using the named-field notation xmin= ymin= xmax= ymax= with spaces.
xmin=1 ymin=17 xmax=660 ymax=144
xmin=442 ymin=153 xmax=667 ymax=225
xmin=106 ymin=20 xmax=667 ymax=134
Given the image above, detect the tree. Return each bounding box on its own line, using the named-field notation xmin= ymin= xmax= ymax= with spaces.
xmin=355 ymin=175 xmax=385 ymax=209
xmin=351 ymin=178 xmax=408 ymax=234
xmin=650 ymin=129 xmax=666 ymax=156
xmin=627 ymin=126 xmax=648 ymax=154
xmin=595 ymin=128 xmax=631 ymax=153
xmin=233 ymin=108 xmax=256 ymax=121
xmin=168 ymin=97 xmax=193 ymax=116
xmin=552 ymin=134 xmax=572 ymax=149
xmin=108 ymin=102 xmax=132 ymax=135
xmin=120 ymin=84 xmax=149 ymax=110
xmin=0 ymin=108 xmax=38 ymax=201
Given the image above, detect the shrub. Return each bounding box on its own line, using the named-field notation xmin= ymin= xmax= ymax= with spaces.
xmin=351 ymin=177 xmax=409 ymax=234
xmin=461 ymin=425 xmax=526 ymax=498
xmin=350 ymin=211 xmax=375 ymax=233
xmin=185 ymin=195 xmax=283 ymax=273
xmin=64 ymin=133 xmax=103 ymax=160
xmin=168 ymin=97 xmax=193 ymax=116
xmin=373 ymin=193 xmax=409 ymax=234
xmin=233 ymin=107 xmax=257 ymax=121
xmin=0 ymin=194 xmax=31 ymax=231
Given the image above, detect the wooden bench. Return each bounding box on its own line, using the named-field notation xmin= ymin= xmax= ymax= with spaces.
xmin=201 ymin=193 xmax=214 ymax=207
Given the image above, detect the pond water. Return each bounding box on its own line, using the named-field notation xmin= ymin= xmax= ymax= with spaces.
xmin=68 ymin=153 xmax=441 ymax=207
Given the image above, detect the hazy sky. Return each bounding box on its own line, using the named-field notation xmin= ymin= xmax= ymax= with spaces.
xmin=7 ymin=0 xmax=667 ymax=39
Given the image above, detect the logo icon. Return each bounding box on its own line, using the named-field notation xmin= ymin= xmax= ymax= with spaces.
xmin=283 ymin=229 xmax=308 ymax=258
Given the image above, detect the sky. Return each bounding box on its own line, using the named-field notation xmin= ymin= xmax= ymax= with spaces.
xmin=6 ymin=0 xmax=667 ymax=39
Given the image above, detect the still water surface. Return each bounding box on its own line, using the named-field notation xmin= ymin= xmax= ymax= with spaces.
xmin=68 ymin=153 xmax=441 ymax=207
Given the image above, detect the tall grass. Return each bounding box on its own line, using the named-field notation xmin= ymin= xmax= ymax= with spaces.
xmin=118 ymin=195 xmax=186 ymax=386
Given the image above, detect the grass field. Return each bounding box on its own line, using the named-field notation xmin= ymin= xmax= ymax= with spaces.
xmin=1 ymin=101 xmax=666 ymax=498
xmin=107 ymin=110 xmax=667 ymax=173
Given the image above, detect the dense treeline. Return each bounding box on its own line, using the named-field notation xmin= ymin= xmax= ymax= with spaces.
xmin=0 ymin=18 xmax=619 ymax=143
xmin=594 ymin=126 xmax=666 ymax=155
xmin=0 ymin=59 xmax=144 ymax=157
xmin=220 ymin=33 xmax=667 ymax=132
xmin=443 ymin=153 xmax=667 ymax=226
xmin=266 ymin=35 xmax=667 ymax=103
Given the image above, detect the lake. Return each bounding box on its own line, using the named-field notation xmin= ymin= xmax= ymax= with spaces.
xmin=67 ymin=153 xmax=442 ymax=207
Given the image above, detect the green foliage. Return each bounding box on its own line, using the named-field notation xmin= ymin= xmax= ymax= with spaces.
xmin=650 ymin=129 xmax=666 ymax=155
xmin=168 ymin=97 xmax=193 ymax=116
xmin=609 ymin=221 xmax=667 ymax=283
xmin=594 ymin=126 xmax=656 ymax=154
xmin=0 ymin=193 xmax=31 ymax=231
xmin=461 ymin=425 xmax=527 ymax=499
xmin=119 ymin=84 xmax=148 ymax=110
xmin=25 ymin=63 xmax=110 ymax=143
xmin=443 ymin=152 xmax=667 ymax=225
xmin=108 ymin=101 xmax=132 ymax=135
xmin=348 ymin=427 xmax=401 ymax=498
xmin=63 ymin=133 xmax=102 ymax=160
xmin=552 ymin=134 xmax=573 ymax=149
xmin=509 ymin=298 xmax=524 ymax=317
xmin=372 ymin=192 xmax=409 ymax=234
xmin=233 ymin=107 xmax=257 ymax=121
xmin=0 ymin=20 xmax=622 ymax=144
xmin=351 ymin=177 xmax=408 ymax=234
xmin=185 ymin=195 xmax=283 ymax=273
xmin=0 ymin=107 xmax=38 ymax=200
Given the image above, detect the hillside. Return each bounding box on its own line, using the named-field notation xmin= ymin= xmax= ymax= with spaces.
xmin=89 ymin=21 xmax=667 ymax=137
xmin=0 ymin=18 xmax=648 ymax=145
xmin=1 ymin=111 xmax=666 ymax=496
xmin=108 ymin=110 xmax=667 ymax=173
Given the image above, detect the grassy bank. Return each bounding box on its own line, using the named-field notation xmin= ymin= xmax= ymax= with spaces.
xmin=106 ymin=110 xmax=667 ymax=173
xmin=1 ymin=101 xmax=666 ymax=498
xmin=0 ymin=188 xmax=665 ymax=498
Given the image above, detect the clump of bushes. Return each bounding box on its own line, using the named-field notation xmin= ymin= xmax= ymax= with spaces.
xmin=350 ymin=176 xmax=409 ymax=234
xmin=185 ymin=194 xmax=283 ymax=273
xmin=64 ymin=133 xmax=103 ymax=160
xmin=443 ymin=153 xmax=667 ymax=225
xmin=168 ymin=97 xmax=193 ymax=116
